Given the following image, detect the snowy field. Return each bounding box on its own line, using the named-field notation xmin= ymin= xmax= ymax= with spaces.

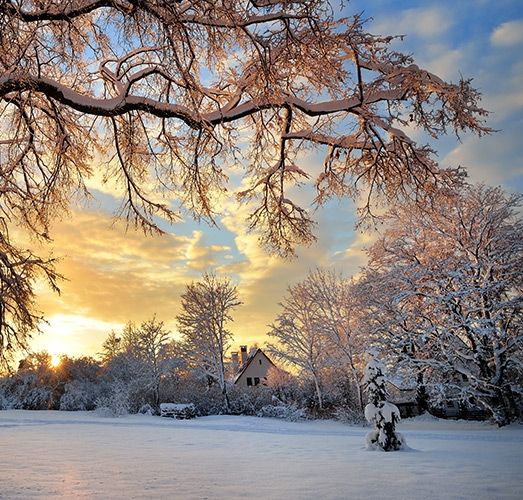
xmin=1 ymin=411 xmax=522 ymax=499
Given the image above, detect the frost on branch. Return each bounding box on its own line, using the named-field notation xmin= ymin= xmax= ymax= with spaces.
xmin=357 ymin=185 xmax=523 ymax=426
xmin=0 ymin=0 xmax=490 ymax=256
xmin=364 ymin=356 xmax=405 ymax=451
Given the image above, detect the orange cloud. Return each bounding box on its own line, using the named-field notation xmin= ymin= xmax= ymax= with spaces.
xmin=16 ymin=184 xmax=361 ymax=358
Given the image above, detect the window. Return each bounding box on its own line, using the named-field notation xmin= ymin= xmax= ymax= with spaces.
xmin=246 ymin=377 xmax=253 ymax=386
xmin=259 ymin=359 xmax=262 ymax=365
xmin=254 ymin=377 xmax=260 ymax=386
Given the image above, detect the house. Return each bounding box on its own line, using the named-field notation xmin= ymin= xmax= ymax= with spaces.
xmin=386 ymin=379 xmax=420 ymax=418
xmin=387 ymin=378 xmax=489 ymax=420
xmin=232 ymin=346 xmax=277 ymax=388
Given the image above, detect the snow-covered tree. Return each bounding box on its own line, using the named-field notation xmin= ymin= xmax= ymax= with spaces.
xmin=301 ymin=269 xmax=366 ymax=410
xmin=100 ymin=319 xmax=175 ymax=410
xmin=363 ymin=356 xmax=404 ymax=451
xmin=1 ymin=0 xmax=490 ymax=363
xmin=357 ymin=185 xmax=523 ymax=425
xmin=268 ymin=269 xmax=366 ymax=412
xmin=267 ymin=279 xmax=330 ymax=409
xmin=100 ymin=331 xmax=123 ymax=365
xmin=134 ymin=317 xmax=172 ymax=407
xmin=176 ymin=273 xmax=241 ymax=413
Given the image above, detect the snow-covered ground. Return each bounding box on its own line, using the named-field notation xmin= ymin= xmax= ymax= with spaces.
xmin=1 ymin=411 xmax=521 ymax=499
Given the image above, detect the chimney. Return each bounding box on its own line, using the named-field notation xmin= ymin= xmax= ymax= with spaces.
xmin=231 ymin=352 xmax=239 ymax=372
xmin=240 ymin=345 xmax=248 ymax=365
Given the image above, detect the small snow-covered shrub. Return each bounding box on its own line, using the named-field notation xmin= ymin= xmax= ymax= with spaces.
xmin=0 ymin=378 xmax=12 ymax=409
xmin=257 ymin=404 xmax=306 ymax=421
xmin=334 ymin=405 xmax=366 ymax=425
xmin=0 ymin=373 xmax=53 ymax=410
xmin=0 ymin=391 xmax=9 ymax=410
xmin=21 ymin=386 xmax=53 ymax=410
xmin=228 ymin=385 xmax=273 ymax=415
xmin=60 ymin=387 xmax=89 ymax=411
xmin=138 ymin=403 xmax=155 ymax=415
xmin=170 ymin=377 xmax=227 ymax=416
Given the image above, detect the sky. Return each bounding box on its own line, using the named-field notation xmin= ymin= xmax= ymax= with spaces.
xmin=28 ymin=0 xmax=523 ymax=359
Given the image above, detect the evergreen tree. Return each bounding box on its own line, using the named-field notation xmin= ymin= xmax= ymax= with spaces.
xmin=363 ymin=357 xmax=404 ymax=451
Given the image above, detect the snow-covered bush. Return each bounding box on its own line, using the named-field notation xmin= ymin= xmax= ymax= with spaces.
xmin=334 ymin=405 xmax=366 ymax=424
xmin=20 ymin=386 xmax=54 ymax=410
xmin=0 ymin=377 xmax=12 ymax=409
xmin=364 ymin=357 xmax=405 ymax=451
xmin=59 ymin=386 xmax=89 ymax=411
xmin=168 ymin=377 xmax=224 ymax=416
xmin=59 ymin=381 xmax=98 ymax=411
xmin=138 ymin=403 xmax=155 ymax=415
xmin=228 ymin=384 xmax=273 ymax=415
xmin=257 ymin=404 xmax=306 ymax=421
xmin=0 ymin=373 xmax=53 ymax=410
xmin=95 ymin=382 xmax=130 ymax=417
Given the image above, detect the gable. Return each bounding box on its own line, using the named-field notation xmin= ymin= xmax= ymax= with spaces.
xmin=234 ymin=349 xmax=276 ymax=385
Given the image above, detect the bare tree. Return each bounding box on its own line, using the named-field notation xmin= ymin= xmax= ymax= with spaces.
xmin=0 ymin=222 xmax=60 ymax=370
xmin=176 ymin=273 xmax=241 ymax=413
xmin=267 ymin=278 xmax=331 ymax=409
xmin=357 ymin=185 xmax=523 ymax=425
xmin=0 ymin=0 xmax=489 ymax=362
xmin=300 ymin=268 xmax=366 ymax=410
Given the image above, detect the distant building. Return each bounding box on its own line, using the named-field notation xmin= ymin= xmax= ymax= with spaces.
xmin=386 ymin=379 xmax=419 ymax=418
xmin=232 ymin=346 xmax=277 ymax=388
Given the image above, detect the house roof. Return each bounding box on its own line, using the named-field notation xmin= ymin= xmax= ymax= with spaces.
xmin=233 ymin=348 xmax=276 ymax=384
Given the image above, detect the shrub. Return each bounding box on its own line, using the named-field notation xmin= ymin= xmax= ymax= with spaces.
xmin=257 ymin=404 xmax=306 ymax=421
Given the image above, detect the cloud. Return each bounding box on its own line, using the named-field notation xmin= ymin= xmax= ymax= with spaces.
xmin=491 ymin=20 xmax=523 ymax=47
xmin=333 ymin=229 xmax=378 ymax=277
xmin=443 ymin=128 xmax=523 ymax=187
xmin=372 ymin=7 xmax=453 ymax=40
xmin=23 ymin=210 xmax=237 ymax=353
xmin=31 ymin=315 xmax=123 ymax=358
xmin=420 ymin=46 xmax=464 ymax=81
xmin=184 ymin=230 xmax=230 ymax=270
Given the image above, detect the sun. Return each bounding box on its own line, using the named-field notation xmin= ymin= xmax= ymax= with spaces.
xmin=50 ymin=354 xmax=61 ymax=368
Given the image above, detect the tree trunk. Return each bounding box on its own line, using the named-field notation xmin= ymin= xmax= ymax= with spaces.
xmin=489 ymin=385 xmax=518 ymax=427
xmin=222 ymin=384 xmax=231 ymax=414
xmin=312 ymin=373 xmax=323 ymax=410
xmin=416 ymin=372 xmax=429 ymax=413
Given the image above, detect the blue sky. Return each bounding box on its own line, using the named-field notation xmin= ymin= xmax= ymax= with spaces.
xmin=30 ymin=0 xmax=523 ymax=358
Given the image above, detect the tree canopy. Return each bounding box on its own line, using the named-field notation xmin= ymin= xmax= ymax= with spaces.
xmin=0 ymin=0 xmax=489 ymax=365
xmin=1 ymin=0 xmax=489 ymax=248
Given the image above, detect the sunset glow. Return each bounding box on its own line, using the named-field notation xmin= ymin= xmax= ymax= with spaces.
xmin=1 ymin=0 xmax=521 ymax=497
xmin=50 ymin=354 xmax=61 ymax=368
